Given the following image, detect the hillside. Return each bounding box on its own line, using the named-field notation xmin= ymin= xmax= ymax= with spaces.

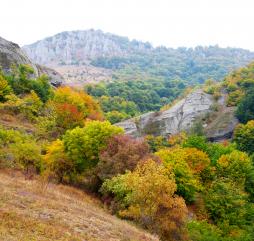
xmin=0 ymin=169 xmax=158 ymax=241
xmin=23 ymin=29 xmax=254 ymax=85
xmin=0 ymin=36 xmax=63 ymax=87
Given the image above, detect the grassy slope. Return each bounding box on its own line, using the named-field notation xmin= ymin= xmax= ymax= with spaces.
xmin=0 ymin=170 xmax=158 ymax=241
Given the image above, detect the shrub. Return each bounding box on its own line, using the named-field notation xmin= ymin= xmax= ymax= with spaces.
xmin=0 ymin=74 xmax=12 ymax=102
xmin=44 ymin=139 xmax=74 ymax=182
xmin=187 ymin=221 xmax=222 ymax=241
xmin=10 ymin=140 xmax=42 ymax=175
xmin=204 ymin=178 xmax=253 ymax=227
xmin=101 ymin=160 xmax=188 ymax=240
xmin=234 ymin=120 xmax=254 ymax=154
xmin=156 ymin=147 xmax=203 ymax=203
xmin=97 ymin=134 xmax=151 ymax=181
xmin=63 ymin=121 xmax=123 ymax=173
xmin=236 ymin=88 xmax=254 ymax=123
xmin=49 ymin=86 xmax=103 ymax=131
xmin=217 ymin=150 xmax=252 ymax=185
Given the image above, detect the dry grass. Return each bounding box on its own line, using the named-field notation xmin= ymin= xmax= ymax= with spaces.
xmin=0 ymin=169 xmax=159 ymax=241
xmin=0 ymin=110 xmax=36 ymax=133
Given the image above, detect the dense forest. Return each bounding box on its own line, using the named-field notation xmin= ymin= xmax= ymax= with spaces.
xmin=85 ymin=79 xmax=186 ymax=123
xmin=0 ymin=62 xmax=254 ymax=240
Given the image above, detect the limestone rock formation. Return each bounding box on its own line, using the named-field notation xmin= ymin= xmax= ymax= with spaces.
xmin=116 ymin=89 xmax=238 ymax=141
xmin=22 ymin=29 xmax=152 ymax=66
xmin=0 ymin=36 xmax=63 ymax=87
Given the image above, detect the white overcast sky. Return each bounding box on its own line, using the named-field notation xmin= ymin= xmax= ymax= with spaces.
xmin=1 ymin=0 xmax=253 ymax=50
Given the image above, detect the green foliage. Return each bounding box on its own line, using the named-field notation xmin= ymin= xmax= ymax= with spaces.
xmin=156 ymin=147 xmax=204 ymax=203
xmin=204 ymin=178 xmax=253 ymax=228
xmin=183 ymin=135 xmax=235 ymax=165
xmin=216 ymin=150 xmax=252 ymax=185
xmin=183 ymin=135 xmax=209 ymax=153
xmin=0 ymin=127 xmax=41 ymax=171
xmin=10 ymin=140 xmax=42 ymax=173
xmin=223 ymin=61 xmax=254 ymax=109
xmin=187 ymin=221 xmax=222 ymax=241
xmin=145 ymin=135 xmax=170 ymax=152
xmin=91 ymin=45 xmax=254 ymax=85
xmin=99 ymin=95 xmax=139 ymax=123
xmin=234 ymin=120 xmax=254 ymax=155
xmin=236 ymin=88 xmax=254 ymax=123
xmin=86 ymin=79 xmax=184 ymax=115
xmin=105 ymin=111 xmax=129 ymax=124
xmin=63 ymin=121 xmax=123 ymax=173
xmin=7 ymin=64 xmax=52 ymax=102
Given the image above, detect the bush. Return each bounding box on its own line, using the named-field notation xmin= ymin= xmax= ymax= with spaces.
xmin=10 ymin=141 xmax=42 ymax=175
xmin=156 ymin=147 xmax=203 ymax=203
xmin=204 ymin=178 xmax=252 ymax=227
xmin=187 ymin=221 xmax=222 ymax=241
xmin=101 ymin=160 xmax=188 ymax=240
xmin=0 ymin=74 xmax=12 ymax=102
xmin=97 ymin=134 xmax=151 ymax=181
xmin=63 ymin=121 xmax=123 ymax=173
xmin=49 ymin=86 xmax=103 ymax=131
xmin=236 ymin=88 xmax=254 ymax=123
xmin=216 ymin=150 xmax=253 ymax=185
xmin=44 ymin=139 xmax=74 ymax=182
xmin=234 ymin=120 xmax=254 ymax=154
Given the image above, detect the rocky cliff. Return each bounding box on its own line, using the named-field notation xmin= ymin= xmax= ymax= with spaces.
xmin=22 ymin=29 xmax=152 ymax=65
xmin=0 ymin=37 xmax=63 ymax=87
xmin=116 ymin=89 xmax=238 ymax=141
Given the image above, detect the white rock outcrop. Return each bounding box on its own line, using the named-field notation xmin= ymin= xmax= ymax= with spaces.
xmin=116 ymin=89 xmax=214 ymax=137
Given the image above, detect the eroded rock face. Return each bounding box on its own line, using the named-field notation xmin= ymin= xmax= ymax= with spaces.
xmin=0 ymin=37 xmax=37 ymax=73
xmin=22 ymin=29 xmax=152 ymax=65
xmin=117 ymin=89 xmax=239 ymax=141
xmin=116 ymin=89 xmax=214 ymax=137
xmin=0 ymin=36 xmax=63 ymax=87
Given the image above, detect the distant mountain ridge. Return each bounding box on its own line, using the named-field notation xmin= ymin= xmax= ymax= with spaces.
xmin=22 ymin=29 xmax=254 ymax=85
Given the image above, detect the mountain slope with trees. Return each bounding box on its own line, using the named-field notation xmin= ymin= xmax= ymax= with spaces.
xmin=23 ymin=29 xmax=254 ymax=85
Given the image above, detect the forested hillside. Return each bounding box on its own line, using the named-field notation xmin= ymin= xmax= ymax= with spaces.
xmin=0 ymin=60 xmax=254 ymax=240
xmin=23 ymin=29 xmax=254 ymax=86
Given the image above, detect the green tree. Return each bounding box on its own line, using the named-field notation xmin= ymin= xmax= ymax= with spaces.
xmin=236 ymin=88 xmax=254 ymax=123
xmin=63 ymin=121 xmax=123 ymax=172
xmin=156 ymin=147 xmax=202 ymax=203
xmin=234 ymin=120 xmax=254 ymax=155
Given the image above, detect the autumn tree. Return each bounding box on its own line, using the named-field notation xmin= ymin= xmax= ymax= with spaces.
xmin=97 ymin=134 xmax=152 ymax=181
xmin=49 ymin=86 xmax=103 ymax=130
xmin=155 ymin=147 xmax=207 ymax=203
xmin=44 ymin=139 xmax=74 ymax=182
xmin=101 ymin=160 xmax=188 ymax=241
xmin=216 ymin=150 xmax=252 ymax=184
xmin=0 ymin=74 xmax=12 ymax=102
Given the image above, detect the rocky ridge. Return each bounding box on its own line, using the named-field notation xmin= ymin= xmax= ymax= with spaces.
xmin=22 ymin=29 xmax=152 ymax=65
xmin=116 ymin=89 xmax=238 ymax=141
xmin=0 ymin=36 xmax=63 ymax=87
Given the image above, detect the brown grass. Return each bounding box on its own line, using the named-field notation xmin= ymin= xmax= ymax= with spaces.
xmin=0 ymin=169 xmax=158 ymax=241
